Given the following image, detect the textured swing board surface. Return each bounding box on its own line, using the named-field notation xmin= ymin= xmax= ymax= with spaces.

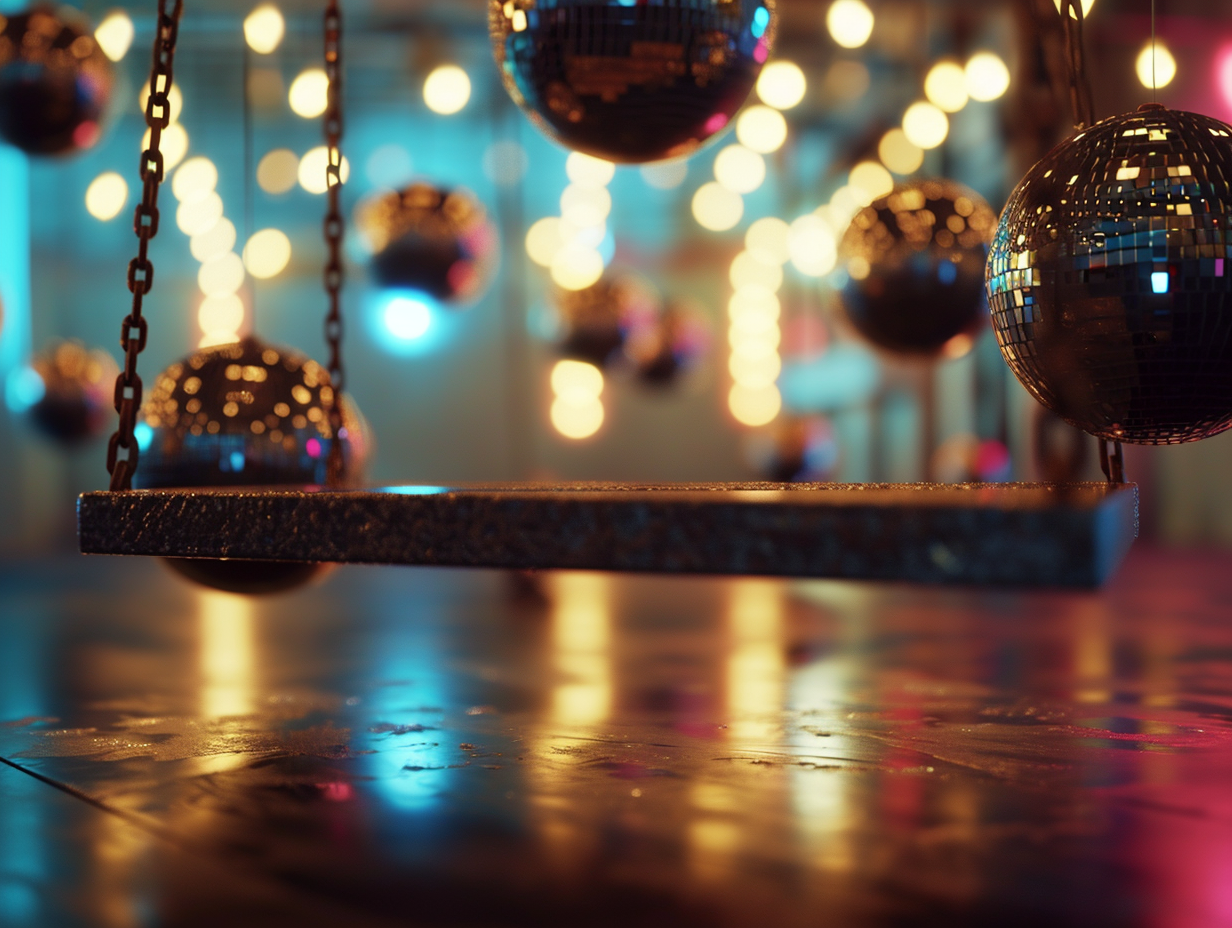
xmin=77 ymin=481 xmax=1139 ymax=588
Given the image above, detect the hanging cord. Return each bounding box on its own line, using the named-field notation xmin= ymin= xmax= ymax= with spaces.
xmin=242 ymin=43 xmax=256 ymax=330
xmin=1058 ymin=0 xmax=1095 ymax=129
xmin=106 ymin=0 xmax=185 ymax=492
xmin=323 ymin=0 xmax=347 ymax=485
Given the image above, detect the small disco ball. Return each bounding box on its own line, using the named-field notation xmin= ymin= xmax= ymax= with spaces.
xmin=490 ymin=0 xmax=776 ymax=163
xmin=623 ymin=298 xmax=710 ymax=386
xmin=554 ymin=272 xmax=659 ymax=367
xmin=23 ymin=340 xmax=117 ymax=445
xmin=356 ymin=183 xmax=499 ymax=306
xmin=987 ymin=104 xmax=1232 ymax=445
xmin=839 ymin=179 xmax=997 ymax=356
xmin=746 ymin=416 xmax=839 ymax=483
xmin=0 ymin=7 xmax=113 ymax=156
xmin=136 ymin=336 xmax=367 ymax=595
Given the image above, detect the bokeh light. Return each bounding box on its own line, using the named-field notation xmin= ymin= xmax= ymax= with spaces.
xmin=566 ymin=152 xmax=616 ymax=187
xmin=965 ymin=52 xmax=1010 ymax=102
xmin=94 ymin=11 xmax=134 ymax=62
xmin=198 ymin=252 xmax=246 ymax=298
xmin=243 ymin=4 xmax=285 ymax=54
xmin=902 ymin=101 xmax=949 ymax=149
xmin=424 ymin=65 xmax=472 ymax=115
xmin=383 ymin=295 xmax=434 ymax=342
xmin=924 ymin=61 xmax=969 ymax=113
xmin=191 ymin=218 xmax=238 ymax=263
xmin=550 ymin=244 xmax=604 ymax=291
xmin=257 ymin=148 xmax=300 ymax=194
xmin=735 ymin=105 xmax=788 ymax=154
xmin=730 ymin=251 xmax=783 ymax=292
xmin=198 ymin=294 xmax=245 ymax=341
xmin=848 ymin=161 xmax=894 ymax=203
xmin=640 ymin=161 xmax=688 ymax=190
xmin=878 ymin=128 xmax=925 ymax=175
xmin=756 ymin=60 xmax=807 ymax=110
xmin=551 ymin=359 xmax=605 ymax=440
xmin=298 ymin=146 xmax=351 ymax=195
xmin=176 ymin=191 xmax=224 ymax=236
xmin=85 ymin=172 xmax=128 ymax=221
xmin=142 ymin=123 xmax=188 ymax=171
xmin=243 ymin=229 xmax=292 ymax=279
xmin=140 ymin=81 xmax=182 ymax=123
xmin=1052 ymin=0 xmax=1096 ymax=17
xmin=826 ymin=0 xmax=874 ymax=49
xmin=289 ymin=68 xmax=329 ymax=119
xmin=1136 ymin=41 xmax=1176 ymax=90
xmin=172 ymin=157 xmax=218 ymax=203
xmin=729 ymin=383 xmax=782 ymax=427
xmin=692 ymin=182 xmax=744 ymax=231
xmin=745 ymin=217 xmax=791 ymax=266
xmin=714 ymin=145 xmax=766 ymax=194
xmin=551 ymin=397 xmax=604 ymax=439
xmin=526 ymin=217 xmax=564 ymax=267
xmin=561 ymin=184 xmax=612 ymax=228
xmin=788 ymin=215 xmax=837 ymax=277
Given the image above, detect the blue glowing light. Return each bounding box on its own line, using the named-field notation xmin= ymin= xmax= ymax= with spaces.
xmin=4 ymin=367 xmax=43 ymax=414
xmin=751 ymin=6 xmax=770 ymax=38
xmin=780 ymin=344 xmax=881 ymax=413
xmin=382 ymin=486 xmax=451 ymax=495
xmin=226 ymin=451 xmax=245 ymax=472
xmin=134 ymin=422 xmax=153 ymax=452
xmin=938 ymin=260 xmax=958 ymax=285
xmin=1151 ymin=271 xmax=1170 ymax=294
xmin=384 ymin=294 xmax=434 ymax=342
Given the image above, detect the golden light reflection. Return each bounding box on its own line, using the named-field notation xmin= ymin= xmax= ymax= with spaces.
xmin=551 ymin=573 xmax=611 ymax=726
xmin=727 ymin=581 xmax=785 ymax=744
xmin=199 ymin=589 xmax=255 ymax=719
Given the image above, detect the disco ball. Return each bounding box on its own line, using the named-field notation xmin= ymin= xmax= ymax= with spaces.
xmin=554 ymin=272 xmax=658 ymax=367
xmin=136 ymin=336 xmax=367 ymax=595
xmin=987 ymin=104 xmax=1232 ymax=445
xmin=356 ymin=183 xmax=499 ymax=306
xmin=0 ymin=7 xmax=113 ymax=156
xmin=490 ymin=0 xmax=776 ymax=163
xmin=22 ymin=340 xmax=117 ymax=445
xmin=839 ymin=179 xmax=996 ymax=356
xmin=623 ymin=297 xmax=710 ymax=386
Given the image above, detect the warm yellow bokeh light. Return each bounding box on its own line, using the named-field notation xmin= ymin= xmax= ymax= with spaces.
xmin=85 ymin=172 xmax=128 ymax=221
xmin=745 ymin=217 xmax=791 ymax=266
xmin=902 ymin=101 xmax=949 ymax=149
xmin=788 ymin=214 xmax=837 ymax=277
xmin=848 ymin=160 xmax=894 ymax=203
xmin=566 ymin=152 xmax=616 ymax=187
xmin=424 ymin=64 xmax=472 ymax=115
xmin=878 ymin=128 xmax=925 ymax=175
xmin=640 ymin=160 xmax=688 ymax=190
xmin=756 ymin=60 xmax=807 ymax=110
xmin=298 ymin=146 xmax=351 ymax=194
xmin=289 ymin=68 xmax=329 ymax=118
xmin=198 ymin=252 xmax=246 ymax=298
xmin=172 ymin=157 xmax=218 ymax=203
xmin=244 ymin=4 xmax=286 ymax=54
xmin=550 ymin=244 xmax=604 ymax=291
xmin=198 ymin=294 xmax=245 ymax=337
xmin=692 ymin=182 xmax=744 ymax=232
xmin=729 ymin=383 xmax=782 ymax=427
xmin=95 ymin=11 xmax=134 ymax=62
xmin=560 ymin=184 xmax=612 ymax=228
xmin=140 ymin=81 xmax=182 ymax=123
xmin=826 ymin=0 xmax=874 ymax=49
xmin=551 ymin=396 xmax=605 ymax=440
xmin=191 ymin=218 xmax=238 ymax=263
xmin=924 ymin=61 xmax=969 ymax=113
xmin=1136 ymin=42 xmax=1176 ymax=90
xmin=714 ymin=145 xmax=766 ymax=195
xmin=1052 ymin=0 xmax=1095 ymax=18
xmin=730 ymin=251 xmax=783 ymax=292
xmin=827 ymin=184 xmax=864 ymax=228
xmin=257 ymin=148 xmax=300 ymax=195
xmin=551 ymin=359 xmax=604 ymax=402
xmin=965 ymin=52 xmax=1011 ymax=102
xmin=142 ymin=122 xmax=188 ymax=172
xmin=525 ymin=217 xmax=563 ymax=267
xmin=243 ymin=228 xmax=292 ymax=279
xmin=729 ymin=351 xmax=781 ymax=389
xmin=729 ymin=286 xmax=780 ymax=323
xmin=735 ymin=105 xmax=788 ymax=154
xmin=176 ymin=191 xmax=224 ymax=236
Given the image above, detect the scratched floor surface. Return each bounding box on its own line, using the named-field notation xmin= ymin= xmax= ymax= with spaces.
xmin=1 ymin=549 xmax=1231 ymax=927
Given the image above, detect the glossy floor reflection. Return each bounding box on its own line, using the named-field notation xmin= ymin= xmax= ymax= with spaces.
xmin=1 ymin=550 xmax=1231 ymax=927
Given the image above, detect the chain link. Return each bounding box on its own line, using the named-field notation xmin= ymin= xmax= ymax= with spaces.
xmin=106 ymin=0 xmax=184 ymax=491
xmin=323 ymin=0 xmax=347 ymax=485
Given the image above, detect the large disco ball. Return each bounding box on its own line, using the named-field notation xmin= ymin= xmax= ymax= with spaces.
xmin=490 ymin=0 xmax=776 ymax=163
xmin=554 ymin=272 xmax=659 ymax=367
xmin=22 ymin=340 xmax=117 ymax=445
xmin=136 ymin=336 xmax=366 ymax=594
xmin=0 ymin=7 xmax=113 ymax=156
xmin=987 ymin=105 xmax=1232 ymax=444
xmin=839 ymin=180 xmax=996 ymax=356
xmin=356 ymin=183 xmax=499 ymax=306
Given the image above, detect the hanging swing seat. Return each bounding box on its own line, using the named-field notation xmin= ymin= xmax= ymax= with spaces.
xmin=77 ymin=481 xmax=1138 ymax=588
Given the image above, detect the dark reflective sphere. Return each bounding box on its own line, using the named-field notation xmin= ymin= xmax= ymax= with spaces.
xmin=839 ymin=180 xmax=996 ymax=356
xmin=24 ymin=340 xmax=116 ymax=445
xmin=624 ymin=297 xmax=710 ymax=386
xmin=490 ymin=0 xmax=776 ymax=163
xmin=0 ymin=7 xmax=113 ymax=156
xmin=554 ymin=272 xmax=658 ymax=367
xmin=987 ymin=105 xmax=1232 ymax=445
xmin=357 ymin=183 xmax=499 ymax=305
xmin=136 ymin=336 xmax=367 ymax=595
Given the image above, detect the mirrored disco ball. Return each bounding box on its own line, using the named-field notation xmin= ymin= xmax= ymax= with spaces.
xmin=24 ymin=340 xmax=117 ymax=445
xmin=135 ymin=336 xmax=367 ymax=595
xmin=357 ymin=183 xmax=499 ymax=305
xmin=0 ymin=7 xmax=113 ymax=155
xmin=987 ymin=105 xmax=1232 ymax=444
xmin=624 ymin=297 xmax=710 ymax=386
xmin=490 ymin=0 xmax=776 ymax=163
xmin=839 ymin=180 xmax=996 ymax=356
xmin=554 ymin=272 xmax=659 ymax=367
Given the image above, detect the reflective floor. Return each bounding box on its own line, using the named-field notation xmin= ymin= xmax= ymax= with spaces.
xmin=1 ymin=549 xmax=1231 ymax=927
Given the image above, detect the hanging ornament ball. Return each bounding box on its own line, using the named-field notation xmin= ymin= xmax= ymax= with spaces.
xmin=357 ymin=183 xmax=499 ymax=306
xmin=0 ymin=7 xmax=113 ymax=156
xmin=490 ymin=0 xmax=776 ymax=163
xmin=988 ymin=105 xmax=1232 ymax=444
xmin=839 ymin=179 xmax=997 ymax=356
xmin=135 ymin=336 xmax=367 ymax=595
xmin=623 ymin=297 xmax=710 ymax=386
xmin=22 ymin=340 xmax=117 ymax=445
xmin=554 ymin=272 xmax=659 ymax=367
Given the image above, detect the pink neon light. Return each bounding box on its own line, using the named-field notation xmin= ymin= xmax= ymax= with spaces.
xmin=1218 ymin=46 xmax=1232 ymax=113
xmin=702 ymin=112 xmax=728 ymax=134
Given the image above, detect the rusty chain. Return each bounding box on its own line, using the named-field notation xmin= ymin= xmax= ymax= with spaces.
xmin=106 ymin=0 xmax=184 ymax=491
xmin=323 ymin=0 xmax=347 ymax=485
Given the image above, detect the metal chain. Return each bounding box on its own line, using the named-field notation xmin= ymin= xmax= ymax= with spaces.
xmin=1059 ymin=0 xmax=1095 ymax=128
xmin=106 ymin=0 xmax=184 ymax=491
xmin=323 ymin=0 xmax=347 ymax=485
